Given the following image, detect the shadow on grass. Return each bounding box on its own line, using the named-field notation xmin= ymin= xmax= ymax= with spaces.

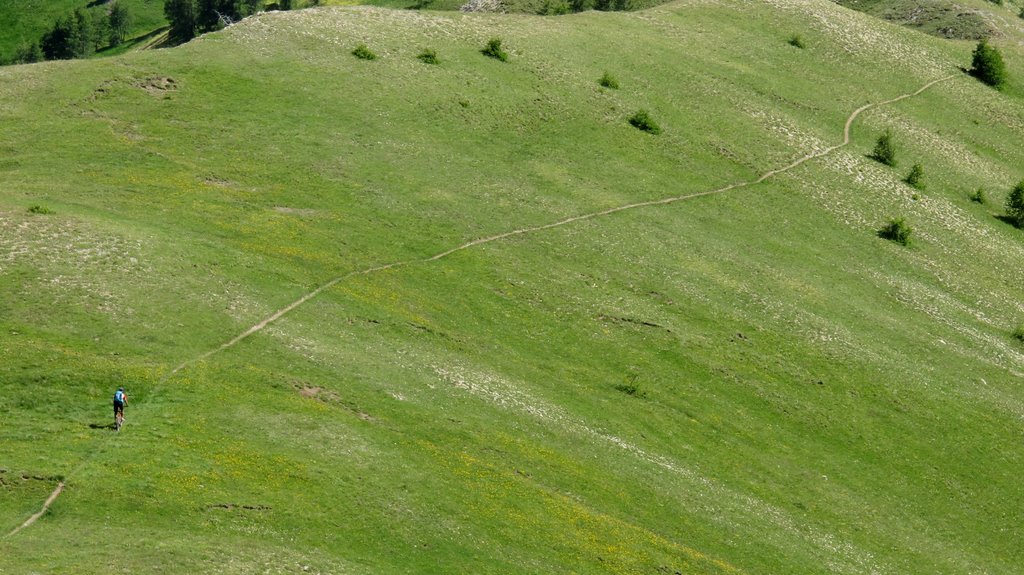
xmin=995 ymin=214 xmax=1021 ymax=228
xmin=88 ymin=422 xmax=116 ymax=430
xmin=96 ymin=26 xmax=171 ymax=57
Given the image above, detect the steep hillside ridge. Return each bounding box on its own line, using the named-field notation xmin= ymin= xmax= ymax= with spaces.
xmin=837 ymin=0 xmax=1024 ymax=39
xmin=2 ymin=1 xmax=1024 ymax=573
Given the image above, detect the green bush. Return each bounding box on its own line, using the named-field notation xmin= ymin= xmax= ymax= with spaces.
xmin=878 ymin=217 xmax=913 ymax=246
xmin=1005 ymin=180 xmax=1024 ymax=227
xmin=481 ymin=38 xmax=508 ymax=62
xmin=970 ymin=39 xmax=1007 ymax=89
xmin=417 ymin=48 xmax=439 ymax=65
xmin=27 ymin=205 xmax=55 ymax=215
xmin=613 ymin=374 xmax=647 ymax=398
xmin=613 ymin=383 xmax=647 ymax=398
xmin=628 ymin=110 xmax=661 ymax=134
xmin=599 ymin=71 xmax=619 ymax=89
xmin=537 ymin=0 xmax=570 ymax=14
xmin=969 ymin=187 xmax=987 ymax=204
xmin=352 ymin=44 xmax=376 ymax=60
xmin=788 ymin=35 xmax=805 ymax=49
xmin=871 ymin=129 xmax=897 ymax=166
xmin=1013 ymin=325 xmax=1024 ymax=342
xmin=905 ymin=163 xmax=925 ymax=189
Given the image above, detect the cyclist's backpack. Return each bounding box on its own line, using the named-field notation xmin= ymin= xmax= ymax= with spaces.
xmin=114 ymin=390 xmax=125 ymax=403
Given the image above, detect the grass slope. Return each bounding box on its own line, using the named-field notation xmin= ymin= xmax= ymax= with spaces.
xmin=2 ymin=0 xmax=1024 ymax=572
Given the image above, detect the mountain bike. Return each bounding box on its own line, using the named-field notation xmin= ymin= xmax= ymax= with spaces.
xmin=115 ymin=409 xmax=124 ymax=431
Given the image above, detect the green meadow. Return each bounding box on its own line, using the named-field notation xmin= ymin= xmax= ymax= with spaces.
xmin=2 ymin=0 xmax=1024 ymax=572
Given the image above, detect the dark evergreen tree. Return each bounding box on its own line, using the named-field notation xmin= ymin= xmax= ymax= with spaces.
xmin=197 ymin=0 xmax=221 ymax=31
xmin=109 ymin=2 xmax=133 ymax=46
xmin=41 ymin=16 xmax=76 ymax=60
xmin=70 ymin=9 xmax=96 ymax=58
xmin=165 ymin=0 xmax=197 ymax=44
xmin=280 ymin=0 xmax=293 ymax=9
xmin=970 ymin=39 xmax=1007 ymax=89
xmin=871 ymin=129 xmax=897 ymax=167
xmin=1006 ymin=181 xmax=1024 ymax=228
xmin=240 ymin=0 xmax=263 ymax=15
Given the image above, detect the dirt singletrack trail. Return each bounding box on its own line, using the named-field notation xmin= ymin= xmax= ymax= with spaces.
xmin=3 ymin=72 xmax=957 ymax=540
xmin=5 ymin=482 xmax=64 ymax=538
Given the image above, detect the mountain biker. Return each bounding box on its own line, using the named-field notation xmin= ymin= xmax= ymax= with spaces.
xmin=113 ymin=387 xmax=128 ymax=424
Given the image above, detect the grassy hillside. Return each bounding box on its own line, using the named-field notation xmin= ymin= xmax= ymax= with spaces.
xmin=2 ymin=0 xmax=1024 ymax=572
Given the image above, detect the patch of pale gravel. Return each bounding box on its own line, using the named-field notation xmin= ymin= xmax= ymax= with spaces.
xmin=431 ymin=363 xmax=891 ymax=574
xmin=760 ymin=0 xmax=947 ymax=76
xmin=814 ymin=147 xmax=1003 ymax=249
xmin=809 ymin=143 xmax=1024 ymax=308
xmin=943 ymin=77 xmax=1024 ymax=134
xmin=206 ymin=550 xmax=360 ymax=575
xmin=870 ymin=108 xmax=1007 ymax=186
xmin=0 ymin=212 xmax=149 ymax=318
xmin=867 ymin=270 xmax=1024 ymax=366
xmin=0 ymin=212 xmax=266 ymax=324
xmin=745 ymin=107 xmax=833 ymax=157
xmin=226 ymin=7 xmax=469 ymax=53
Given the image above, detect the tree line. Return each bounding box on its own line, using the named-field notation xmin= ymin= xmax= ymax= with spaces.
xmin=2 ymin=0 xmax=291 ymax=65
xmin=3 ymin=1 xmax=133 ymax=65
xmin=163 ymin=0 xmax=282 ymax=45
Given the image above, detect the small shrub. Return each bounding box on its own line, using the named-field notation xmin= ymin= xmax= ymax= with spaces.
xmin=628 ymin=110 xmax=661 ymax=134
xmin=905 ymin=163 xmax=925 ymax=189
xmin=417 ymin=48 xmax=439 ymax=65
xmin=613 ymin=374 xmax=647 ymax=398
xmin=878 ymin=217 xmax=913 ymax=246
xmin=871 ymin=129 xmax=897 ymax=166
xmin=1013 ymin=325 xmax=1024 ymax=342
xmin=537 ymin=0 xmax=570 ymax=14
xmin=969 ymin=187 xmax=987 ymax=204
xmin=970 ymin=39 xmax=1007 ymax=89
xmin=352 ymin=44 xmax=376 ymax=60
xmin=613 ymin=383 xmax=647 ymax=398
xmin=1005 ymin=180 xmax=1024 ymax=227
xmin=27 ymin=205 xmax=54 ymax=215
xmin=1019 ymin=7 xmax=1024 ymax=19
xmin=599 ymin=71 xmax=619 ymax=89
xmin=481 ymin=38 xmax=508 ymax=62
xmin=788 ymin=35 xmax=805 ymax=49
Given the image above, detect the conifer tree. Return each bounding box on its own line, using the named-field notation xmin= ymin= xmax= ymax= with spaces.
xmin=69 ymin=9 xmax=95 ymax=58
xmin=41 ymin=16 xmax=76 ymax=60
xmin=871 ymin=129 xmax=897 ymax=167
xmin=165 ymin=0 xmax=197 ymax=44
xmin=109 ymin=2 xmax=133 ymax=47
xmin=1006 ymin=181 xmax=1024 ymax=228
xmin=197 ymin=0 xmax=221 ymax=32
xmin=970 ymin=39 xmax=1007 ymax=89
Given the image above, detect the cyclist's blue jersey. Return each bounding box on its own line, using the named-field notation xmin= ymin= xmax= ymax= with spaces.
xmin=114 ymin=391 xmax=126 ymax=403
